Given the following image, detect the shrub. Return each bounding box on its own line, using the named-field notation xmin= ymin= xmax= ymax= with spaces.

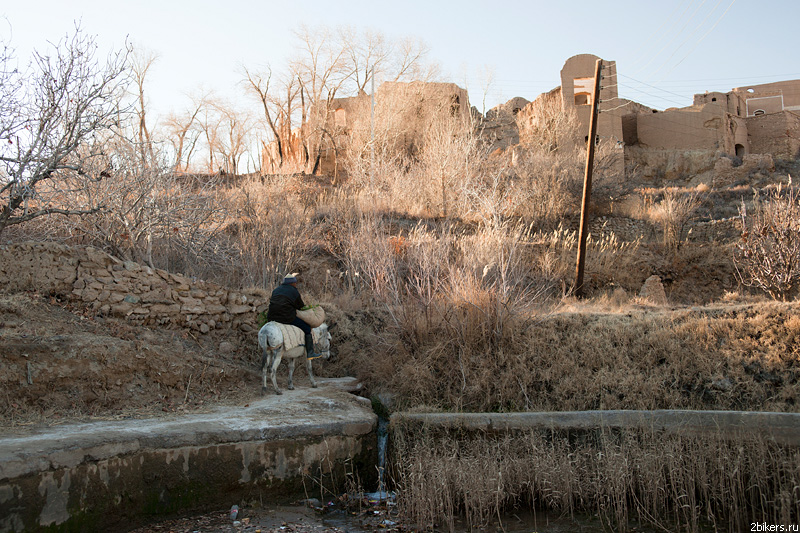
xmin=648 ymin=189 xmax=700 ymax=250
xmin=735 ymin=182 xmax=800 ymax=301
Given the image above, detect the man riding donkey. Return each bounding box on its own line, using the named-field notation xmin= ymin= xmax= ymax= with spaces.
xmin=266 ymin=272 xmax=323 ymax=360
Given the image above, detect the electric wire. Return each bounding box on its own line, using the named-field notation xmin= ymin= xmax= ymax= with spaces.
xmin=632 ymin=0 xmax=707 ymax=74
xmin=648 ymin=0 xmax=722 ymax=79
xmin=659 ymin=0 xmax=738 ymax=81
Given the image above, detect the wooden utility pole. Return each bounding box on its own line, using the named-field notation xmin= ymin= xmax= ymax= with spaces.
xmin=574 ymin=58 xmax=603 ymax=298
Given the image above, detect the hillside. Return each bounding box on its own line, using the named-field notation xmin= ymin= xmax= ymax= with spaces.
xmin=0 ymin=291 xmax=259 ymax=427
xmin=2 ymin=285 xmax=798 ymax=428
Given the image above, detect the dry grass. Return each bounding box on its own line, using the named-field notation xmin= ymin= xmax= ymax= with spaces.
xmin=647 ymin=188 xmax=701 ymax=250
xmin=390 ymin=424 xmax=800 ymax=532
xmin=324 ymin=299 xmax=800 ymax=414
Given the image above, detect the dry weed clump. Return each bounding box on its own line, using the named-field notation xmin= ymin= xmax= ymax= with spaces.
xmin=647 ymin=188 xmax=701 ymax=250
xmin=391 ymin=425 xmax=800 ymax=532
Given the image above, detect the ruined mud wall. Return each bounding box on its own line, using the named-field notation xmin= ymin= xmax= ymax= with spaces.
xmin=636 ymin=105 xmax=727 ymax=151
xmin=747 ymin=111 xmax=800 ymax=160
xmin=0 ymin=242 xmax=267 ymax=336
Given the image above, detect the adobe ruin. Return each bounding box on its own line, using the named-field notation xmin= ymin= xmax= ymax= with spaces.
xmin=512 ymin=53 xmax=800 ymax=182
xmin=261 ymin=54 xmax=800 ymax=182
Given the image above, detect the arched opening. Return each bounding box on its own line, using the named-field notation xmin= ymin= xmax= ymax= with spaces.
xmin=574 ymin=92 xmax=590 ymax=106
xmin=753 ymin=109 xmax=766 ymax=116
xmin=735 ymin=144 xmax=745 ymax=157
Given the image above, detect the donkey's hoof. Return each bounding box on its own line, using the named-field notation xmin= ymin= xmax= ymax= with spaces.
xmin=311 ymin=383 xmax=318 ymax=388
xmin=288 ymin=385 xmax=295 ymax=390
xmin=261 ymin=386 xmax=267 ymax=396
xmin=275 ymin=389 xmax=283 ymax=395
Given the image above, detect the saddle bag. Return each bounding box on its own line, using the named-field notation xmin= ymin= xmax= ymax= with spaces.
xmin=297 ymin=305 xmax=325 ymax=328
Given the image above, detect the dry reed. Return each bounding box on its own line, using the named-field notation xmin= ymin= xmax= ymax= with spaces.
xmin=391 ymin=424 xmax=800 ymax=532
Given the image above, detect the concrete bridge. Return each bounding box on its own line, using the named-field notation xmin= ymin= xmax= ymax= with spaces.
xmin=0 ymin=378 xmax=377 ymax=532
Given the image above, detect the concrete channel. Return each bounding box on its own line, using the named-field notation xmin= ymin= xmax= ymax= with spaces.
xmin=4 ymin=385 xmax=800 ymax=533
xmin=0 ymin=378 xmax=377 ymax=532
xmin=390 ymin=409 xmax=800 ymax=446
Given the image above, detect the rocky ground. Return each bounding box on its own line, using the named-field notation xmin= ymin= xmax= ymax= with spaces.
xmin=129 ymin=503 xmax=398 ymax=533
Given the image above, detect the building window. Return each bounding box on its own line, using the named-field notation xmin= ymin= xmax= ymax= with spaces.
xmin=711 ymin=97 xmax=717 ymax=102
xmin=753 ymin=109 xmax=766 ymax=116
xmin=573 ymin=77 xmax=593 ymax=106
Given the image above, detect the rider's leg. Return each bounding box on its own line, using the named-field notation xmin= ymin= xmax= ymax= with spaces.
xmin=291 ymin=317 xmax=321 ymax=359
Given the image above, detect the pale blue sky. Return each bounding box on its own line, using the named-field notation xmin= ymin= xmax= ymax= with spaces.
xmin=3 ymin=0 xmax=798 ymax=121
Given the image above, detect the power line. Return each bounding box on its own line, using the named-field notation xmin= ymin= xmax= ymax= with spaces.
xmin=659 ymin=0 xmax=738 ymax=81
xmin=628 ymin=0 xmax=694 ymax=71
xmin=619 ymin=74 xmax=692 ymax=105
xmin=649 ymin=0 xmax=723 ymax=79
xmin=632 ymin=0 xmax=705 ymax=74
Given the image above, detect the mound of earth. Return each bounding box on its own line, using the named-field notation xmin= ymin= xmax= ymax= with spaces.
xmin=0 ymin=291 xmax=265 ymax=428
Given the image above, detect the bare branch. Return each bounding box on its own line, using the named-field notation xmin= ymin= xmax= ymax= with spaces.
xmin=0 ymin=25 xmax=131 ymax=236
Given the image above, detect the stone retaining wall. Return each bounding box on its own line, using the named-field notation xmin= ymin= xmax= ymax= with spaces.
xmin=0 ymin=242 xmax=267 ymax=337
xmin=565 ymin=215 xmax=741 ymax=243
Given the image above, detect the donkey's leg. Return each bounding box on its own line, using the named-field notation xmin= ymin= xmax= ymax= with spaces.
xmin=306 ymin=357 xmax=317 ymax=388
xmin=287 ymin=358 xmax=297 ymax=390
xmin=270 ymin=349 xmax=283 ymax=395
xmin=260 ymin=346 xmax=269 ymax=395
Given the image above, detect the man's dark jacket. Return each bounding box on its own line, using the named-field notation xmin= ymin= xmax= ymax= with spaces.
xmin=266 ymin=284 xmax=305 ymax=324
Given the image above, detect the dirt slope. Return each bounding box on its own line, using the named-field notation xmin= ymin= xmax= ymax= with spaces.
xmin=0 ymin=291 xmax=264 ymax=428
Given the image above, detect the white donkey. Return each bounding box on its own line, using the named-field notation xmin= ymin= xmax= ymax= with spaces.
xmin=257 ymin=322 xmax=333 ymax=395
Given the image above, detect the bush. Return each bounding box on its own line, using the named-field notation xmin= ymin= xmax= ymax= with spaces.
xmin=735 ymin=182 xmax=800 ymax=300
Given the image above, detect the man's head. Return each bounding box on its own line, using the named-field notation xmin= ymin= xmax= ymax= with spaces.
xmin=282 ymin=272 xmax=300 ymax=286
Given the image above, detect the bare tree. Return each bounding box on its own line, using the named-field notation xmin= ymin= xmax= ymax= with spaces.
xmin=72 ymin=133 xmax=227 ymax=269
xmin=197 ymin=100 xmax=222 ymax=173
xmin=421 ymin=112 xmax=482 ymax=219
xmin=244 ymin=26 xmax=436 ymax=176
xmin=339 ymin=27 xmax=390 ymax=94
xmin=735 ymin=182 xmax=800 ymax=301
xmin=165 ymin=95 xmax=205 ymax=172
xmin=0 ymin=26 xmax=130 ymax=237
xmin=131 ymin=47 xmax=158 ymax=166
xmin=243 ymin=66 xmax=300 ymax=171
xmin=292 ymin=26 xmax=350 ymax=175
xmin=215 ymin=101 xmax=252 ymax=175
xmin=340 ymin=28 xmax=435 ymax=93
